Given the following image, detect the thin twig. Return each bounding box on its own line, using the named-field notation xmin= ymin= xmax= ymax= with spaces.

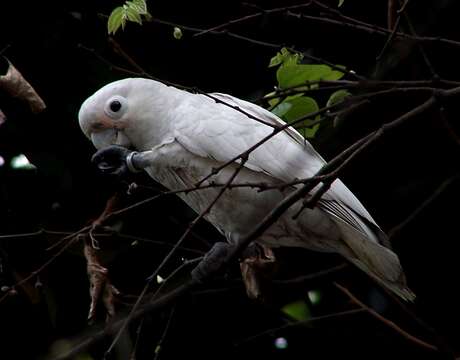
xmin=273 ymin=263 xmax=348 ymax=285
xmin=0 ymin=44 xmax=10 ymax=56
xmin=193 ymin=2 xmax=314 ymax=37
xmin=54 ymin=282 xmax=195 ymax=360
xmin=0 ymin=228 xmax=73 ymax=240
xmin=0 ymin=233 xmax=83 ymax=304
xmin=235 ymin=308 xmax=366 ymax=346
xmin=129 ymin=318 xmax=145 ymax=360
xmin=102 ymin=257 xmax=201 ymax=359
xmin=106 ymin=232 xmax=206 ymax=255
xmin=398 ymin=0 xmax=437 ymax=78
xmin=437 ymin=106 xmax=460 ymax=146
xmin=310 ymin=0 xmax=460 ymax=49
xmin=376 ymin=0 xmax=408 ymax=61
xmin=153 ymin=305 xmax=176 ymax=360
xmin=334 ymin=282 xmax=438 ymax=352
xmin=388 ymin=175 xmax=459 ymax=239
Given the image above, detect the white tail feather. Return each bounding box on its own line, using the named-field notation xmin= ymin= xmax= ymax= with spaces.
xmin=332 ymin=218 xmax=415 ymax=301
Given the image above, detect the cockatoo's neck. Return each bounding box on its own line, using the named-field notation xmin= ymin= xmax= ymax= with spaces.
xmin=125 ymin=81 xmax=185 ymax=151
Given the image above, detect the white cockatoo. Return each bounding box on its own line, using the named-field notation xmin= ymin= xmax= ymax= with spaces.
xmin=78 ymin=78 xmax=415 ymax=301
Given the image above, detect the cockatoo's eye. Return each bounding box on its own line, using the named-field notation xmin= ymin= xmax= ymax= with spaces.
xmin=104 ymin=95 xmax=127 ymax=119
xmin=110 ymin=100 xmax=121 ymax=112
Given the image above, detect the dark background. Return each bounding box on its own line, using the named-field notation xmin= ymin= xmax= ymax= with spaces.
xmin=0 ymin=1 xmax=459 ymax=359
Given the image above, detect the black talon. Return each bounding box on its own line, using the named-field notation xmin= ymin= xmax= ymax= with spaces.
xmin=191 ymin=242 xmax=232 ymax=283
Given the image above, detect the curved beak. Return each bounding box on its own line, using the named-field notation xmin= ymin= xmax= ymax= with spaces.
xmin=91 ymin=128 xmax=132 ymax=149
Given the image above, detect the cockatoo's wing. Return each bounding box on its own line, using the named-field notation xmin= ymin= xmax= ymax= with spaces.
xmin=174 ymin=91 xmax=386 ymax=244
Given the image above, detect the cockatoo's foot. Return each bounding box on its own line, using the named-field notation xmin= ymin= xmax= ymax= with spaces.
xmin=91 ymin=145 xmax=139 ymax=177
xmin=240 ymin=244 xmax=276 ymax=301
xmin=190 ymin=241 xmax=277 ymax=302
xmin=191 ymin=242 xmax=232 ymax=283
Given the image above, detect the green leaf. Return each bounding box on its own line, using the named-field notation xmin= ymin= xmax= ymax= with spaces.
xmin=289 ymin=96 xmax=321 ymax=138
xmin=127 ymin=0 xmax=148 ymax=14
xmin=269 ymin=47 xmax=302 ymax=68
xmin=300 ymin=123 xmax=320 ymax=139
xmin=107 ymin=7 xmax=124 ymax=34
xmin=281 ymin=300 xmax=311 ymax=321
xmin=322 ymin=65 xmax=346 ymax=81
xmin=281 ymin=96 xmax=318 ymax=122
xmin=107 ymin=0 xmax=150 ymax=34
xmin=277 ymin=64 xmax=343 ymax=89
xmin=267 ymin=97 xmax=280 ymax=108
xmin=271 ymin=102 xmax=292 ymax=118
xmin=326 ymin=89 xmax=351 ymax=107
xmin=307 ymin=290 xmax=322 ymax=305
xmin=269 ymin=56 xmax=283 ymax=68
xmin=268 ymin=92 xmax=305 ymax=110
xmin=264 ymin=91 xmax=280 ymax=108
xmin=120 ymin=15 xmax=127 ymax=30
xmin=173 ymin=27 xmax=183 ymax=40
xmin=338 ymin=0 xmax=345 ymax=7
xmin=272 ymin=96 xmax=320 ymax=138
xmin=135 ymin=0 xmax=148 ymax=13
xmin=125 ymin=6 xmax=143 ymax=24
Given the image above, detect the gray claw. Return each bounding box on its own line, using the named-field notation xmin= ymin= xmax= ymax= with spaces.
xmin=191 ymin=242 xmax=232 ymax=283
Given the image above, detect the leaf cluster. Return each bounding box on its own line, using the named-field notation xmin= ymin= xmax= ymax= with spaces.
xmin=107 ymin=0 xmax=151 ymax=35
xmin=266 ymin=48 xmax=350 ymax=138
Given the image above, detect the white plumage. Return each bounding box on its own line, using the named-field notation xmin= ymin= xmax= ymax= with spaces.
xmin=79 ymin=78 xmax=414 ymax=300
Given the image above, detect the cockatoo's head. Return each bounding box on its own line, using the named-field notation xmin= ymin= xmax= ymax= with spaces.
xmin=78 ymin=78 xmax=169 ymax=150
